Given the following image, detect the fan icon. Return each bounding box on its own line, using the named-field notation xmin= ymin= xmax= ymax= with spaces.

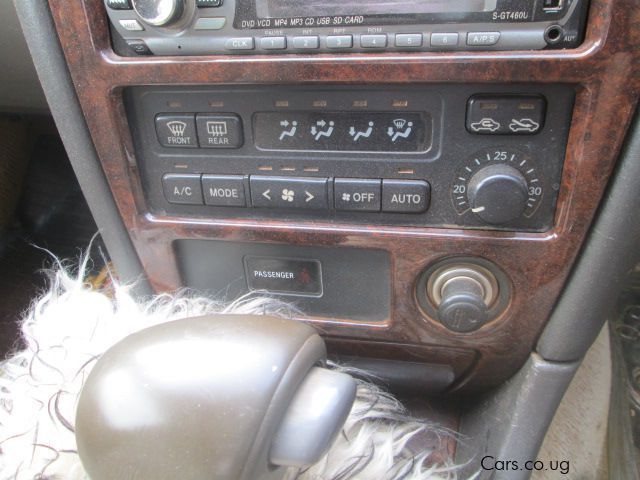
xmin=281 ymin=189 xmax=295 ymax=202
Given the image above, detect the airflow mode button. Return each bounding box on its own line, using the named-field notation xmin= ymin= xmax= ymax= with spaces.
xmin=155 ymin=114 xmax=198 ymax=148
xmin=202 ymin=175 xmax=246 ymax=206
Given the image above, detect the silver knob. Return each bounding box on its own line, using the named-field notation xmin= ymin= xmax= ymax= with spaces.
xmin=427 ymin=264 xmax=499 ymax=333
xmin=132 ymin=0 xmax=185 ymax=27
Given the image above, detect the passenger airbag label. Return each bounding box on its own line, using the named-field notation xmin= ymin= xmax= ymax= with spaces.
xmin=244 ymin=256 xmax=323 ymax=297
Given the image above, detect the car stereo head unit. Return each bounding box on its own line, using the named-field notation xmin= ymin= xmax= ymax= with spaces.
xmin=105 ymin=0 xmax=590 ymax=56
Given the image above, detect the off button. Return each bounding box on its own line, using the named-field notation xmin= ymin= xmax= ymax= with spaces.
xmin=334 ymin=178 xmax=381 ymax=212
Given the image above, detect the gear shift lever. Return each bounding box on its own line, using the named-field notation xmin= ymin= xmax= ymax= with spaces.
xmin=75 ymin=314 xmax=356 ymax=480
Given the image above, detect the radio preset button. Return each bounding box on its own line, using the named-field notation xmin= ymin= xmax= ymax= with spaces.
xmin=155 ymin=114 xmax=198 ymax=148
xmin=250 ymin=176 xmax=329 ymax=210
xmin=326 ymin=35 xmax=353 ymax=49
xmin=467 ymin=32 xmax=501 ymax=46
xmin=292 ymin=36 xmax=320 ymax=49
xmin=196 ymin=114 xmax=243 ymax=148
xmin=260 ymin=36 xmax=287 ymax=50
xmin=225 ymin=37 xmax=255 ymax=50
xmin=194 ymin=17 xmax=226 ymax=30
xmin=360 ymin=35 xmax=388 ymax=48
xmin=395 ymin=33 xmax=423 ymax=48
xmin=202 ymin=175 xmax=246 ymax=207
xmin=162 ymin=174 xmax=203 ymax=205
xmin=334 ymin=179 xmax=381 ymax=212
xmin=430 ymin=33 xmax=459 ymax=47
xmin=382 ymin=180 xmax=430 ymax=213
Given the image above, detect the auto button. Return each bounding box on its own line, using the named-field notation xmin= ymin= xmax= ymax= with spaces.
xmin=382 ymin=179 xmax=431 ymax=213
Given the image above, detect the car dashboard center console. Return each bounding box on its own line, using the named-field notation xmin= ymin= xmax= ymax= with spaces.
xmin=36 ymin=0 xmax=640 ymax=393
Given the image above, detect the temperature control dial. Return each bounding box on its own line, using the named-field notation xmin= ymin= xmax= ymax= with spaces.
xmin=132 ymin=0 xmax=185 ymax=27
xmin=452 ymin=148 xmax=543 ymax=225
xmin=467 ymin=164 xmax=528 ymax=224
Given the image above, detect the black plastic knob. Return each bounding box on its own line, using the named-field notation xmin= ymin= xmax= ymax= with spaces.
xmin=467 ymin=164 xmax=528 ymax=225
xmin=132 ymin=0 xmax=185 ymax=26
xmin=437 ymin=277 xmax=489 ymax=333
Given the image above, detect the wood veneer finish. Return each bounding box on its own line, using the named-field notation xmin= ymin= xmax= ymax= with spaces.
xmin=48 ymin=0 xmax=640 ymax=390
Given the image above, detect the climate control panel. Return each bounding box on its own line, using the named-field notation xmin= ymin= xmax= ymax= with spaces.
xmin=125 ymin=84 xmax=574 ymax=232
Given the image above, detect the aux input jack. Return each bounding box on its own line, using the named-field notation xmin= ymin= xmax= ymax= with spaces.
xmin=544 ymin=25 xmax=565 ymax=46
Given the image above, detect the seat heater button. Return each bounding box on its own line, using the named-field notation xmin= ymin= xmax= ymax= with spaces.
xmin=202 ymin=175 xmax=246 ymax=207
xmin=225 ymin=37 xmax=255 ymax=50
xmin=334 ymin=178 xmax=381 ymax=212
xmin=382 ymin=179 xmax=431 ymax=213
xmin=155 ymin=114 xmax=198 ymax=148
xmin=250 ymin=176 xmax=328 ymax=210
xmin=196 ymin=114 xmax=244 ymax=148
xmin=162 ymin=174 xmax=203 ymax=205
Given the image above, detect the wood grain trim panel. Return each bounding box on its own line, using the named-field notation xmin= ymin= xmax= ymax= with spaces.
xmin=47 ymin=0 xmax=640 ymax=390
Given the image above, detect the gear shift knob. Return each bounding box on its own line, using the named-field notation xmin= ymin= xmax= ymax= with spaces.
xmin=75 ymin=315 xmax=356 ymax=480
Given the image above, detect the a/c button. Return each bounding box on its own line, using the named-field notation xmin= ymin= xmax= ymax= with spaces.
xmin=162 ymin=174 xmax=203 ymax=205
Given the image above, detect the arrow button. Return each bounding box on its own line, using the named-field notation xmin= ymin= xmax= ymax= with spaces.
xmin=250 ymin=176 xmax=328 ymax=210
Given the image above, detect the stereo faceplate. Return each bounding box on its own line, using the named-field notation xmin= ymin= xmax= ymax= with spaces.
xmin=125 ymin=84 xmax=574 ymax=232
xmin=106 ymin=0 xmax=590 ymax=56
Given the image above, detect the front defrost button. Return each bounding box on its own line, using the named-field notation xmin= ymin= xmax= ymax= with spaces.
xmin=155 ymin=114 xmax=198 ymax=147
